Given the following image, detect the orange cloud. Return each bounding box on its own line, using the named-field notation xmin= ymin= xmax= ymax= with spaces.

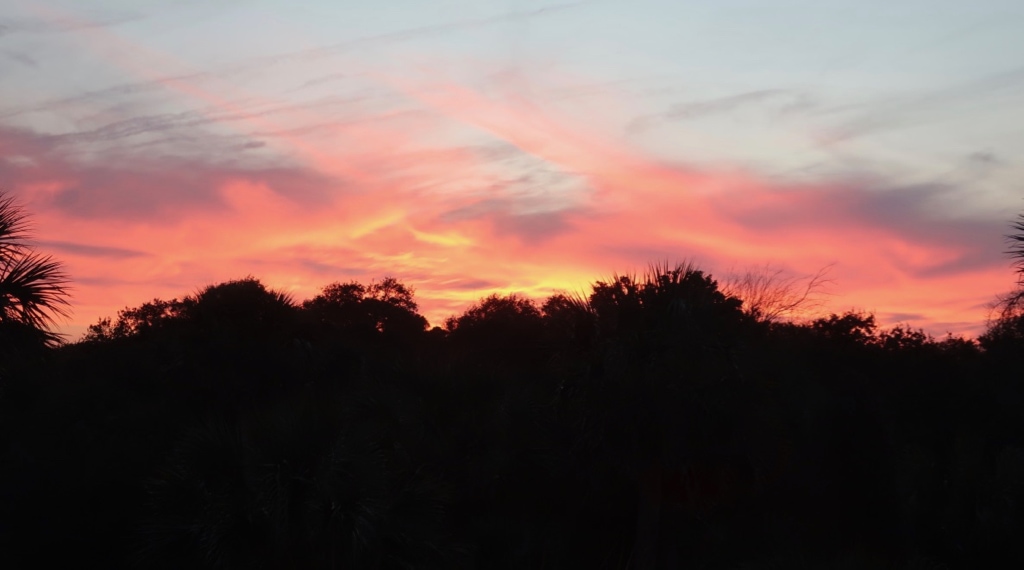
xmin=4 ymin=9 xmax=1016 ymax=340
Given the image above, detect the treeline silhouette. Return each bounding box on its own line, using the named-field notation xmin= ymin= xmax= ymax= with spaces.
xmin=3 ymin=197 xmax=1024 ymax=568
xmin=1 ymin=270 xmax=1022 ymax=569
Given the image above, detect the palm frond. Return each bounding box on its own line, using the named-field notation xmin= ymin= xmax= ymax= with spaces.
xmin=0 ymin=191 xmax=71 ymax=345
xmin=0 ymin=251 xmax=71 ymax=331
xmin=0 ymin=193 xmax=31 ymax=254
xmin=1009 ymin=214 xmax=1024 ymax=285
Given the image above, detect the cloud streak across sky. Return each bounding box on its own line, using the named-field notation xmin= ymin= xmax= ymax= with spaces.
xmin=2 ymin=0 xmax=1023 ymax=338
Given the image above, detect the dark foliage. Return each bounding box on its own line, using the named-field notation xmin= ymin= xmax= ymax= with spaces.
xmin=3 ymin=248 xmax=1024 ymax=568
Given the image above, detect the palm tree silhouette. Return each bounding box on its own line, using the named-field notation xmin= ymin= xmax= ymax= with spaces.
xmin=1005 ymin=212 xmax=1024 ymax=313
xmin=981 ymin=212 xmax=1024 ymax=350
xmin=1010 ymin=213 xmax=1024 ymax=278
xmin=0 ymin=191 xmax=70 ymax=347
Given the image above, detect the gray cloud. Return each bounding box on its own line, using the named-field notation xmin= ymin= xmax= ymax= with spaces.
xmin=236 ymin=140 xmax=266 ymax=150
xmin=440 ymin=198 xmax=580 ymax=244
xmin=36 ymin=240 xmax=149 ymax=259
xmin=237 ymin=1 xmax=592 ymax=67
xmin=0 ymin=70 xmax=212 ymax=121
xmin=819 ymin=66 xmax=1024 ymax=143
xmin=493 ymin=209 xmax=575 ymax=244
xmin=719 ymin=174 xmax=1015 ymax=282
xmin=297 ymin=259 xmax=366 ymax=278
xmin=0 ymin=124 xmax=334 ymax=221
xmin=289 ymin=72 xmax=351 ymax=92
xmin=27 ymin=94 xmax=367 ymax=151
xmin=0 ymin=12 xmax=141 ymax=38
xmin=0 ymin=2 xmax=587 ymax=121
xmin=3 ymin=50 xmax=37 ymax=67
xmin=968 ymin=150 xmax=999 ymax=166
xmin=440 ymin=278 xmax=500 ymax=290
xmin=661 ymin=90 xmax=790 ymax=119
xmin=220 ymin=256 xmax=370 ymax=286
xmin=879 ymin=312 xmax=928 ymax=324
xmin=627 ymin=89 xmax=809 ymax=133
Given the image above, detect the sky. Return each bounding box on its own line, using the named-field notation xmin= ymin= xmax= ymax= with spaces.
xmin=2 ymin=0 xmax=1023 ymax=339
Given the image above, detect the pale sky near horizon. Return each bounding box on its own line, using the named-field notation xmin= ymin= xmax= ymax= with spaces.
xmin=2 ymin=0 xmax=1023 ymax=338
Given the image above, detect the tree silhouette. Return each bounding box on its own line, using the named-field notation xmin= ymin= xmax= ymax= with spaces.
xmin=875 ymin=324 xmax=930 ymax=353
xmin=981 ymin=212 xmax=1024 ymax=350
xmin=84 ymin=278 xmax=295 ymax=344
xmin=994 ymin=212 xmax=1024 ymax=317
xmin=84 ymin=297 xmax=191 ymax=342
xmin=302 ymin=277 xmax=427 ymax=341
xmin=444 ymin=293 xmax=542 ymax=335
xmin=1009 ymin=212 xmax=1024 ymax=286
xmin=722 ymin=264 xmax=832 ymax=323
xmin=810 ymin=311 xmax=877 ymax=345
xmin=444 ymin=292 xmax=545 ymax=369
xmin=0 ymin=191 xmax=70 ymax=347
xmin=186 ymin=277 xmax=295 ymax=331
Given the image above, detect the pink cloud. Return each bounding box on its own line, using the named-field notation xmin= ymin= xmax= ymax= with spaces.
xmin=2 ymin=11 xmax=1016 ymax=340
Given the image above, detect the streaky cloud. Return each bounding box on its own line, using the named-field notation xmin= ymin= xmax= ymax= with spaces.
xmin=0 ymin=11 xmax=140 ymax=38
xmin=0 ymin=1 xmax=589 ymax=121
xmin=627 ymin=89 xmax=805 ymax=133
xmin=2 ymin=50 xmax=38 ymax=68
xmin=818 ymin=66 xmax=1024 ymax=144
xmin=37 ymin=240 xmax=149 ymax=259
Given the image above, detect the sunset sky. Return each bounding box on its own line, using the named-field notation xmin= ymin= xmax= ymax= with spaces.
xmin=2 ymin=0 xmax=1023 ymax=339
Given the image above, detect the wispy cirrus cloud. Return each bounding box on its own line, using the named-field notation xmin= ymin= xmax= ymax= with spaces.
xmin=0 ymin=11 xmax=140 ymax=38
xmin=2 ymin=50 xmax=38 ymax=67
xmin=816 ymin=66 xmax=1024 ymax=144
xmin=627 ymin=89 xmax=812 ymax=133
xmin=36 ymin=240 xmax=149 ymax=259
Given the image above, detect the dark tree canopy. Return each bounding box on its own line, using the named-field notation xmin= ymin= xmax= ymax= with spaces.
xmin=302 ymin=276 xmax=427 ymax=341
xmin=83 ymin=277 xmax=295 ymax=343
xmin=84 ymin=298 xmax=190 ymax=341
xmin=189 ymin=278 xmax=295 ymax=328
xmin=444 ymin=292 xmax=542 ymax=333
xmin=810 ymin=311 xmax=878 ymax=344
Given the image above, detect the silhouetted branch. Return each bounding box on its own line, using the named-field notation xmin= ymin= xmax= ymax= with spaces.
xmin=722 ymin=263 xmax=834 ymax=323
